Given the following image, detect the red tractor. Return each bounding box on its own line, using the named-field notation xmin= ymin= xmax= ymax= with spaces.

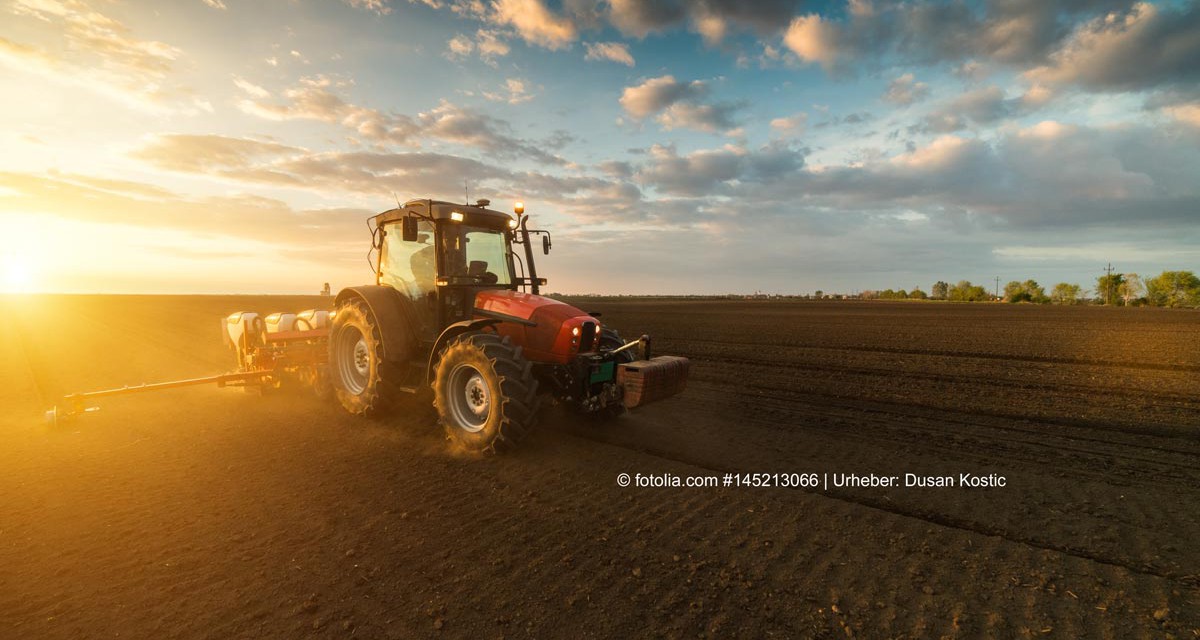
xmin=326 ymin=198 xmax=688 ymax=452
xmin=49 ymin=199 xmax=689 ymax=454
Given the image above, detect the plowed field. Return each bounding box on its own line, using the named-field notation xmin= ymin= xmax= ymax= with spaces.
xmin=2 ymin=295 xmax=1197 ymax=638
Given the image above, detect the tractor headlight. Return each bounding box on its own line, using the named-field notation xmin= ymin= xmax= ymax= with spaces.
xmin=450 ymin=211 xmax=464 ymax=222
xmin=571 ymin=326 xmax=580 ymax=337
xmin=508 ymin=218 xmax=518 ymax=229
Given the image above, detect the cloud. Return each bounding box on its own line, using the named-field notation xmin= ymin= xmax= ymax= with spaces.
xmin=234 ymin=74 xmax=569 ymax=164
xmin=788 ymin=120 xmax=1200 ymax=231
xmin=9 ymin=0 xmax=181 ymax=75
xmin=691 ymin=10 xmax=727 ymax=45
xmin=475 ymin=29 xmax=511 ymax=61
xmin=655 ymin=102 xmax=740 ymax=133
xmin=916 ymin=85 xmax=1053 ymax=133
xmin=883 ymin=73 xmax=931 ymax=105
xmin=236 ymin=75 xmax=420 ymax=145
xmin=999 ymin=121 xmax=1157 ymax=201
xmin=344 ymin=0 xmax=392 ymax=15
xmin=607 ymin=0 xmax=687 ymax=38
xmin=446 ymin=34 xmax=475 ymax=59
xmin=0 ymin=170 xmax=369 ymax=253
xmin=2 ymin=0 xmax=194 ymax=112
xmin=132 ymin=133 xmax=505 ymax=195
xmin=780 ymin=1 xmax=1142 ymax=77
xmin=1025 ymin=2 xmax=1200 ymax=91
xmin=953 ymin=59 xmax=990 ymax=82
xmin=132 ymin=134 xmax=305 ymax=177
xmin=919 ymin=85 xmax=1015 ymax=132
xmin=596 ymin=160 xmax=634 ymax=179
xmin=414 ymin=100 xmax=567 ymax=164
xmin=483 ymin=78 xmax=535 ymax=104
xmin=232 ymin=75 xmax=270 ymax=98
xmin=635 ymin=142 xmax=804 ymax=197
xmin=607 ymin=0 xmax=803 ymax=42
xmin=1164 ymin=103 xmax=1200 ymax=129
xmin=238 ymin=77 xmax=551 ymax=162
xmin=770 ymin=112 xmax=807 ymax=137
xmin=126 ymin=134 xmax=634 ymax=223
xmin=446 ymin=29 xmax=510 ymax=65
xmin=813 ymin=110 xmax=873 ymax=130
xmin=202 ymin=0 xmax=227 ymax=9
xmin=619 ymin=75 xmax=706 ymax=118
xmin=584 ymin=41 xmax=635 ymax=66
xmin=782 ymin=13 xmax=843 ymax=70
xmin=490 ymin=0 xmax=576 ymax=50
xmin=619 ymin=75 xmax=741 ymax=133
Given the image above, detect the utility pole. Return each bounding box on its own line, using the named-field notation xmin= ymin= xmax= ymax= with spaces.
xmin=1104 ymin=263 xmax=1115 ymax=305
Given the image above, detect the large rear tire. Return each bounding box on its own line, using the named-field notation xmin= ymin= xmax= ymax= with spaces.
xmin=329 ymin=300 xmax=405 ymax=418
xmin=434 ymin=332 xmax=540 ymax=453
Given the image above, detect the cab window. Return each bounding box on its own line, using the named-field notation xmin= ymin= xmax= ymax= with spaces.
xmin=381 ymin=219 xmax=437 ymax=300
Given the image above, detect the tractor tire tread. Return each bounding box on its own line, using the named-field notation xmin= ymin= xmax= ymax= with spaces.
xmin=434 ymin=331 xmax=541 ymax=454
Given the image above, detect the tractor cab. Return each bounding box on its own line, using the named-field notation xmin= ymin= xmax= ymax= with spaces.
xmin=370 ymin=199 xmax=548 ymax=344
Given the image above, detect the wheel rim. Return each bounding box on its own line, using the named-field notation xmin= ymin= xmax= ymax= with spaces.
xmin=446 ymin=363 xmax=489 ymax=433
xmin=335 ymin=325 xmax=369 ymax=395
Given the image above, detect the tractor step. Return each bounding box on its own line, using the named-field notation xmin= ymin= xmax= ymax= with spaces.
xmin=392 ymin=360 xmax=427 ymax=394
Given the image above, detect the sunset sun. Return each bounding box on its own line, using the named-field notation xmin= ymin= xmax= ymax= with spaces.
xmin=2 ymin=257 xmax=35 ymax=293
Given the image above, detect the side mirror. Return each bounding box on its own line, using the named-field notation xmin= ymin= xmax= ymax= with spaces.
xmin=402 ymin=217 xmax=418 ymax=242
xmin=542 ymin=234 xmax=551 ymax=255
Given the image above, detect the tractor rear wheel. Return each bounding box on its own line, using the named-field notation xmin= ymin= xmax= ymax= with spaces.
xmin=434 ymin=332 xmax=540 ymax=453
xmin=329 ymin=300 xmax=404 ymax=418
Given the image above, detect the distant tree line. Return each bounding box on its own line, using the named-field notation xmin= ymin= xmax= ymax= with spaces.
xmin=918 ymin=270 xmax=1200 ymax=307
xmin=861 ymin=288 xmax=928 ymax=300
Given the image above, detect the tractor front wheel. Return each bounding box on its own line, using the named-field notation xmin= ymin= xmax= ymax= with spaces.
xmin=434 ymin=332 xmax=540 ymax=453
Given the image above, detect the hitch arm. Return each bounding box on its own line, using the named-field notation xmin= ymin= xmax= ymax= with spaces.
xmin=609 ymin=334 xmax=652 ymax=360
xmin=46 ymin=371 xmax=273 ymax=426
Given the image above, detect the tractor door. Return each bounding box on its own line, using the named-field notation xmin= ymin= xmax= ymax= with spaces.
xmin=379 ymin=219 xmax=438 ymax=342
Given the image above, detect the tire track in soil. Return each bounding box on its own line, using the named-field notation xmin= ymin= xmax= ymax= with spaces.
xmin=698 ymin=385 xmax=1200 ymax=581
xmin=720 ymin=382 xmax=1200 ymax=477
xmin=697 ymin=363 xmax=1200 ymax=440
xmin=726 ymin=391 xmax=1200 ymax=489
xmin=668 ymin=336 xmax=1200 ymax=374
xmin=597 ymin=370 xmax=1200 ymax=580
xmin=689 ymin=351 xmax=1200 ymax=408
xmin=557 ymin=423 xmax=1200 ymax=588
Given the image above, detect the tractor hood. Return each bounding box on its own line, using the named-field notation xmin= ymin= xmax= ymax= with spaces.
xmin=473 ymin=289 xmax=581 ymax=322
xmin=473 ymin=290 xmax=598 ymax=364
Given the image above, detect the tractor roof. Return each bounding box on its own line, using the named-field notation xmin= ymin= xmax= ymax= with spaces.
xmin=373 ymin=199 xmax=515 ymax=229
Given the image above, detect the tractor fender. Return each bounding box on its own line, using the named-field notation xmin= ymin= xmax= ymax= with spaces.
xmin=333 ymin=285 xmax=416 ymax=363
xmin=426 ymin=318 xmax=499 ymax=383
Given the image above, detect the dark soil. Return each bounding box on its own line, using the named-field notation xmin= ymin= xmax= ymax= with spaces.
xmin=2 ymin=295 xmax=1197 ymax=638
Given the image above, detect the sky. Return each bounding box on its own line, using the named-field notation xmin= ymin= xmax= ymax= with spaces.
xmin=1 ymin=0 xmax=1198 ymax=295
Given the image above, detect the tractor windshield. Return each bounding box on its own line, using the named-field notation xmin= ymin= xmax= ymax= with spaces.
xmin=441 ymin=225 xmax=513 ymax=286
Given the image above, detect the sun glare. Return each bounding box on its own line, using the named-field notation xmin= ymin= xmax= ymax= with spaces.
xmin=2 ymin=257 xmax=35 ymax=293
